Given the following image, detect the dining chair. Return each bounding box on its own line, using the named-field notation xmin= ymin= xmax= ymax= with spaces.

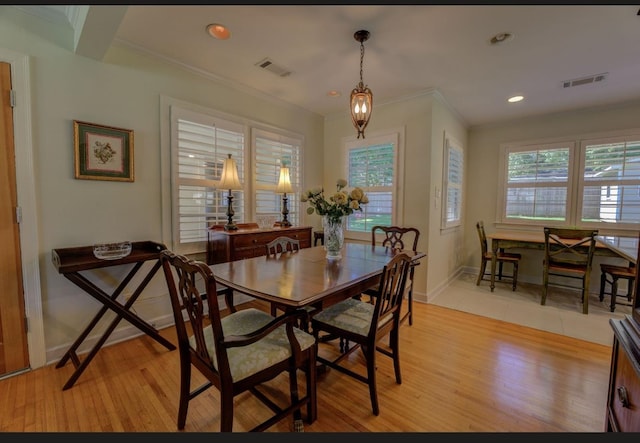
xmin=311 ymin=252 xmax=413 ymax=416
xmin=266 ymin=236 xmax=301 ymax=256
xmin=541 ymin=227 xmax=598 ymax=314
xmin=160 ymin=250 xmax=317 ymax=432
xmin=599 ymin=263 xmax=635 ymax=312
xmin=265 ymin=236 xmax=319 ymax=331
xmin=362 ymin=225 xmax=420 ymax=325
xmin=476 ymin=221 xmax=521 ymax=291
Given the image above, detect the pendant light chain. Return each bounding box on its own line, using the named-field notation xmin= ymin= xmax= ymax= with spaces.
xmin=359 ymin=39 xmax=365 ymax=86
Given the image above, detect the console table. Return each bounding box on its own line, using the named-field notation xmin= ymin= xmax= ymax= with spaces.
xmin=51 ymin=240 xmax=175 ymax=390
xmin=206 ymin=224 xmax=312 ymax=265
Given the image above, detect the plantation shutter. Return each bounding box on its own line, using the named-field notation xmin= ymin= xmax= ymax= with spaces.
xmin=171 ymin=106 xmax=245 ymax=254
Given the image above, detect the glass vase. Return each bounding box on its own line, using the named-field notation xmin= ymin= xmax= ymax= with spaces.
xmin=323 ymin=215 xmax=344 ymax=259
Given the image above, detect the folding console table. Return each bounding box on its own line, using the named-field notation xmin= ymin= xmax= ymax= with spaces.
xmin=51 ymin=240 xmax=176 ymax=390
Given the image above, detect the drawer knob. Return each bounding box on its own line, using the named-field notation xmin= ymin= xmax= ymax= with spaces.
xmin=617 ymin=386 xmax=630 ymax=408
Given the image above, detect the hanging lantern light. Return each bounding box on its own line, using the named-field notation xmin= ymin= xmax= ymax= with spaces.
xmin=350 ymin=30 xmax=373 ymax=139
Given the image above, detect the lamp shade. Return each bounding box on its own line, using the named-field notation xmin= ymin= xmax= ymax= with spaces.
xmin=218 ymin=154 xmax=242 ymax=190
xmin=275 ymin=166 xmax=293 ymax=194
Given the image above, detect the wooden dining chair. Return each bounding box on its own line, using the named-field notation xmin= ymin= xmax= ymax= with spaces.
xmin=541 ymin=227 xmax=598 ymax=314
xmin=266 ymin=236 xmax=301 ymax=256
xmin=160 ymin=250 xmax=317 ymax=432
xmin=599 ymin=263 xmax=635 ymax=312
xmin=362 ymin=225 xmax=420 ymax=325
xmin=311 ymin=253 xmax=413 ymax=416
xmin=265 ymin=236 xmax=319 ymax=330
xmin=476 ymin=221 xmax=521 ymax=291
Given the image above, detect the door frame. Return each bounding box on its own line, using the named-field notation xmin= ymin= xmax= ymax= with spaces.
xmin=1 ymin=48 xmax=45 ymax=371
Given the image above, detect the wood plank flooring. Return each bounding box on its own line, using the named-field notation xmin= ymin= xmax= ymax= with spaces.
xmin=0 ymin=301 xmax=612 ymax=432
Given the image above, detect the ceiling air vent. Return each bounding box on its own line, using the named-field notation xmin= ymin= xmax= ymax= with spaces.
xmin=255 ymin=58 xmax=292 ymax=78
xmin=562 ymin=73 xmax=608 ymax=89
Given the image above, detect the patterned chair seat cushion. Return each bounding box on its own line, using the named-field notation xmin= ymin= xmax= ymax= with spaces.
xmin=312 ymin=298 xmax=393 ymax=337
xmin=189 ymin=308 xmax=316 ymax=382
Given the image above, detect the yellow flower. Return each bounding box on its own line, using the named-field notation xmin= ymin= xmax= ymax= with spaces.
xmin=350 ymin=187 xmax=364 ymax=201
xmin=300 ymin=179 xmax=369 ymax=223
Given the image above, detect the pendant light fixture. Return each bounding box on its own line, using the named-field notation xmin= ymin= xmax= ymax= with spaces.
xmin=350 ymin=30 xmax=373 ymax=139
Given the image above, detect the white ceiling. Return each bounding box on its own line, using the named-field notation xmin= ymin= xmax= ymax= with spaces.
xmin=14 ymin=4 xmax=640 ymax=127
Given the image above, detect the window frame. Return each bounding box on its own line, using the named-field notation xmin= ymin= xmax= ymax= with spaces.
xmin=441 ymin=132 xmax=464 ymax=230
xmin=342 ymin=129 xmax=404 ymax=242
xmin=496 ymin=128 xmax=640 ymax=233
xmin=160 ymin=96 xmax=305 ymax=254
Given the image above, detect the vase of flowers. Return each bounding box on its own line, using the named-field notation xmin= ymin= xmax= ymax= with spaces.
xmin=301 ymin=179 xmax=368 ymax=259
xmin=323 ymin=215 xmax=344 ymax=259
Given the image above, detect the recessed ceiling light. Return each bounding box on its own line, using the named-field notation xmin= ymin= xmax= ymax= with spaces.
xmin=327 ymin=90 xmax=341 ymax=97
xmin=508 ymin=95 xmax=524 ymax=103
xmin=490 ymin=32 xmax=513 ymax=45
xmin=206 ymin=23 xmax=231 ymax=40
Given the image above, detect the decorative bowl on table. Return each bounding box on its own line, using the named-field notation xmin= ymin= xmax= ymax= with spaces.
xmin=93 ymin=241 xmax=132 ymax=260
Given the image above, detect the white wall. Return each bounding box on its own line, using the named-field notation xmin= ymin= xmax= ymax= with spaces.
xmin=1 ymin=8 xmax=324 ymax=365
xmin=466 ymin=100 xmax=640 ymax=286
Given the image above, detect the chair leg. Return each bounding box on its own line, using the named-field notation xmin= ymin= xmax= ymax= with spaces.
xmin=629 ymin=278 xmax=635 ymax=302
xmin=610 ymin=277 xmax=619 ymax=313
xmin=306 ymin=347 xmax=318 ymax=423
xmin=512 ymin=262 xmax=518 ymax=291
xmin=288 ymin=366 xmax=304 ymax=432
xmin=599 ymin=272 xmax=606 ymax=302
xmin=407 ymin=289 xmax=413 ymax=326
xmin=476 ymin=258 xmax=487 ymax=286
xmin=541 ymin=272 xmax=549 ymax=306
xmin=390 ymin=326 xmax=402 ymax=385
xmin=177 ymin=360 xmax=191 ymax=430
xmin=363 ymin=344 xmax=380 ymax=416
xmin=220 ymin=390 xmax=234 ymax=432
xmin=582 ymin=278 xmax=589 ymax=315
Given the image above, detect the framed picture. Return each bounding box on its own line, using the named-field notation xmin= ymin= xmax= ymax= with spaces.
xmin=73 ymin=120 xmax=134 ymax=182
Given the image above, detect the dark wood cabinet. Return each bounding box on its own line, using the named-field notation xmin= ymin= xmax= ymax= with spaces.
xmin=206 ymin=225 xmax=312 ymax=265
xmin=606 ymin=233 xmax=640 ymax=432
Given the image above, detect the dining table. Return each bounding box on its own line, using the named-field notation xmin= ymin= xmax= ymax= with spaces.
xmin=209 ymin=242 xmax=426 ymax=311
xmin=487 ymin=230 xmax=639 ymax=292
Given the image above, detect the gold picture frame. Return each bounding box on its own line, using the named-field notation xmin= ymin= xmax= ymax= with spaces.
xmin=73 ymin=120 xmax=134 ymax=182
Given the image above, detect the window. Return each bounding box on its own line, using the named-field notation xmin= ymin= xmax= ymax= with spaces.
xmin=442 ymin=133 xmax=464 ymax=229
xmin=252 ymin=128 xmax=302 ymax=226
xmin=344 ymin=132 xmax=400 ymax=237
xmin=580 ymin=136 xmax=640 ymax=226
xmin=170 ymin=106 xmax=245 ymax=254
xmin=160 ymin=97 xmax=305 ymax=255
xmin=498 ymin=130 xmax=640 ymax=231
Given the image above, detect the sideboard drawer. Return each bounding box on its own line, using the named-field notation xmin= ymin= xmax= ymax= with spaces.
xmin=207 ymin=226 xmax=313 ymax=265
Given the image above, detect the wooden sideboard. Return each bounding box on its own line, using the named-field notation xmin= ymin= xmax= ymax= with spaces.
xmin=206 ymin=224 xmax=313 ymax=265
xmin=606 ymin=233 xmax=640 ymax=432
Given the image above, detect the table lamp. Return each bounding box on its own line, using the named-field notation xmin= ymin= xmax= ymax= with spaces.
xmin=275 ymin=165 xmax=293 ymax=228
xmin=219 ymin=153 xmax=242 ymax=231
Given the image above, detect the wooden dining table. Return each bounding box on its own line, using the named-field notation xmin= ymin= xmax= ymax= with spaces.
xmin=487 ymin=230 xmax=639 ymax=292
xmin=209 ymin=242 xmax=426 ymax=310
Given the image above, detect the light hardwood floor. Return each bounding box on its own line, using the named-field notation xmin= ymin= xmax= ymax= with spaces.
xmin=0 ymin=294 xmax=612 ymax=432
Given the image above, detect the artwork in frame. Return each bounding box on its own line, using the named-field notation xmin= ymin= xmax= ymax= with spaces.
xmin=73 ymin=120 xmax=134 ymax=182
